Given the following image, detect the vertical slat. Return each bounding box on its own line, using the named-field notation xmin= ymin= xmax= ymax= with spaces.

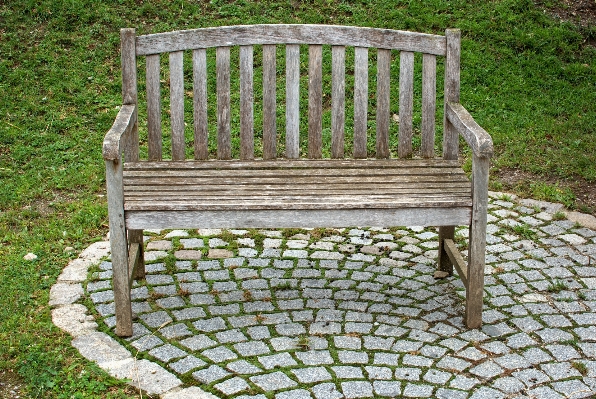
xmin=308 ymin=45 xmax=323 ymax=159
xmin=240 ymin=45 xmax=254 ymax=160
xmin=262 ymin=44 xmax=277 ymax=159
xmin=421 ymin=53 xmax=437 ymax=158
xmin=466 ymin=154 xmax=490 ymax=328
xmin=120 ymin=28 xmax=139 ymax=163
xmin=169 ymin=51 xmax=185 ymax=161
xmin=217 ymin=46 xmax=231 ymax=160
xmin=331 ymin=45 xmax=345 ymax=159
xmin=376 ymin=48 xmax=391 ymax=159
xmin=146 ymin=54 xmax=162 ymax=161
xmin=193 ymin=48 xmax=208 ymax=160
xmin=443 ymin=29 xmax=461 ymax=161
xmin=285 ymin=44 xmax=300 ymax=159
xmin=353 ymin=46 xmax=368 ymax=159
xmin=398 ymin=51 xmax=414 ymax=159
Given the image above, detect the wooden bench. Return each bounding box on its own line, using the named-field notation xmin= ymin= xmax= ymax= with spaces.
xmin=103 ymin=25 xmax=493 ymax=337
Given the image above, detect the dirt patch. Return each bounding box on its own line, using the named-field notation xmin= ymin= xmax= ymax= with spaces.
xmin=0 ymin=370 xmax=24 ymax=399
xmin=493 ymin=167 xmax=596 ymax=215
xmin=536 ymin=0 xmax=596 ymax=27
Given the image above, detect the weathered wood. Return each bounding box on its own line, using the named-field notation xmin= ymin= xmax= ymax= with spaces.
xmin=103 ymin=105 xmax=136 ymax=162
xmin=285 ymin=44 xmax=300 ymax=158
xmin=445 ymin=102 xmax=494 ymax=158
xmin=120 ymin=28 xmax=139 ymax=163
xmin=107 ymin=25 xmax=494 ymax=337
xmin=217 ymin=46 xmax=231 ymax=160
xmin=308 ymin=45 xmax=323 ymax=159
xmin=376 ymin=48 xmax=391 ymax=159
xmin=331 ymin=46 xmax=345 ymax=159
xmin=146 ymin=54 xmax=162 ymax=161
xmin=169 ymin=51 xmax=185 ymax=161
xmin=124 ymin=158 xmax=463 ymax=170
xmin=127 ymin=230 xmax=145 ymax=279
xmin=421 ymin=53 xmax=436 ymax=158
xmin=136 ymin=25 xmax=447 ymax=56
xmin=127 ymin=242 xmax=142 ymax=285
xmin=126 ymin=207 xmax=471 ymax=230
xmin=240 ymin=45 xmax=254 ymax=160
xmin=193 ymin=48 xmax=208 ymax=160
xmin=353 ymin=47 xmax=368 ymax=159
xmin=444 ymin=238 xmax=467 ymax=287
xmin=398 ymin=51 xmax=414 ymax=158
xmin=105 ymin=158 xmax=133 ymax=337
xmin=262 ymin=44 xmax=277 ymax=159
xmin=443 ymin=29 xmax=461 ymax=161
xmin=465 ymin=154 xmax=490 ymax=328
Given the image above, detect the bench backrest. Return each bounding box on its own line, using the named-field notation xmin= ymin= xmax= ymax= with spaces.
xmin=119 ymin=25 xmax=461 ymax=163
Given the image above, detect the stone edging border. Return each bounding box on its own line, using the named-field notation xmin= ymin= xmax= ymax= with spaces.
xmin=50 ymin=241 xmax=218 ymax=398
xmin=49 ymin=193 xmax=596 ymax=398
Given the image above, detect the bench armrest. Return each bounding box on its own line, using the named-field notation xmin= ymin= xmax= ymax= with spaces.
xmin=446 ymin=102 xmax=493 ymax=158
xmin=102 ymin=104 xmax=136 ymax=163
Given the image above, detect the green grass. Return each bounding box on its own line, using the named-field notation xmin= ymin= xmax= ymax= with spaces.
xmin=1 ymin=0 xmax=595 ymax=396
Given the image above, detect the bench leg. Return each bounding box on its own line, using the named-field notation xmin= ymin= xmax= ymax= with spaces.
xmin=106 ymin=159 xmax=134 ymax=337
xmin=128 ymin=229 xmax=145 ymax=279
xmin=438 ymin=226 xmax=455 ymax=275
xmin=464 ymin=155 xmax=489 ymax=329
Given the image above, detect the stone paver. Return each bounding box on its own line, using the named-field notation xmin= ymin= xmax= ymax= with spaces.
xmin=52 ymin=194 xmax=596 ymax=398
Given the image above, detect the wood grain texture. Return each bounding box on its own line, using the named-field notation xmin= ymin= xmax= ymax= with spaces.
xmin=444 ymin=238 xmax=467 ymax=287
xmin=465 ymin=153 xmax=490 ymax=328
xmin=146 ymin=54 xmax=162 ymax=161
xmin=262 ymin=44 xmax=277 ymax=159
xmin=398 ymin=51 xmax=414 ymax=159
xmin=331 ymin=46 xmax=345 ymax=159
xmin=240 ymin=45 xmax=254 ymax=160
xmin=308 ymin=45 xmax=323 ymax=159
xmin=120 ymin=28 xmax=139 ymax=163
xmin=193 ymin=49 xmax=208 ymax=160
xmin=353 ymin=47 xmax=368 ymax=159
xmin=127 ymin=231 xmax=145 ymax=279
xmin=376 ymin=48 xmax=391 ymax=159
xmin=136 ymin=24 xmax=447 ymax=56
xmin=445 ymin=102 xmax=494 ymax=158
xmin=103 ymin=105 xmax=136 ymax=162
xmin=169 ymin=51 xmax=185 ymax=161
xmin=124 ymin=158 xmax=463 ymax=170
xmin=443 ymin=28 xmax=461 ymax=161
xmin=217 ymin=46 xmax=231 ymax=160
xmin=126 ymin=207 xmax=471 ymax=230
xmin=285 ymin=44 xmax=300 ymax=159
xmin=421 ymin=53 xmax=437 ymax=158
xmin=105 ymin=158 xmax=133 ymax=337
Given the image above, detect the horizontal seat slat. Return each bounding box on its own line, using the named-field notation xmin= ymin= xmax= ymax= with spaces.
xmin=123 ymin=166 xmax=467 ymax=178
xmin=124 ymin=159 xmax=463 ymax=170
xmin=124 ymin=184 xmax=471 ymax=194
xmin=122 ymin=159 xmax=471 ymax=212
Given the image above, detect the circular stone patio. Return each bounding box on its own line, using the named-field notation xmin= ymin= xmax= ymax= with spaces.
xmin=51 ymin=192 xmax=596 ymax=399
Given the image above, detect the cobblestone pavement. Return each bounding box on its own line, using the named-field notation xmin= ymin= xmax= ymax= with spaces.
xmin=60 ymin=192 xmax=596 ymax=398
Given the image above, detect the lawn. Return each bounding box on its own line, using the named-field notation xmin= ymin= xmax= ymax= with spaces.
xmin=0 ymin=0 xmax=594 ymax=397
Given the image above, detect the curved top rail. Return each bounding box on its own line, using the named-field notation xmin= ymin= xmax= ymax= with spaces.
xmin=135 ymin=24 xmax=447 ymax=56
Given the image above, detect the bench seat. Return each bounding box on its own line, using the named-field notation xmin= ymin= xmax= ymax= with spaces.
xmin=122 ymin=159 xmax=472 ymax=229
